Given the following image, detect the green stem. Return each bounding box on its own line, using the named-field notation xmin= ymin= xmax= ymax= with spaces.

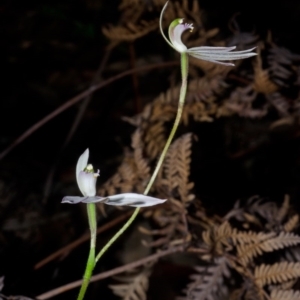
xmin=94 ymin=52 xmax=189 ymax=263
xmin=143 ymin=53 xmax=188 ymax=195
xmin=95 ymin=207 xmax=140 ymax=263
xmin=77 ymin=203 xmax=97 ymax=300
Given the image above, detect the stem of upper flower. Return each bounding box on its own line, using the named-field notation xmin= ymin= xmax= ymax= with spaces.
xmin=77 ymin=203 xmax=97 ymax=300
xmin=144 ymin=52 xmax=188 ymax=195
xmin=94 ymin=52 xmax=189 ymax=264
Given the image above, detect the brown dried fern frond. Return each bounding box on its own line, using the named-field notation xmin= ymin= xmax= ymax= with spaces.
xmin=143 ymin=120 xmax=169 ymax=160
xmin=202 ymin=221 xmax=275 ymax=256
xmin=283 ymin=215 xmax=299 ymax=233
xmin=250 ymin=198 xmax=287 ymax=229
xmin=178 ymin=257 xmax=231 ymax=300
xmin=253 ymin=49 xmax=278 ymax=95
xmin=127 ymin=77 xmax=226 ymax=128
xmin=268 ymin=278 xmax=297 ymax=295
xmin=125 ymin=77 xmax=226 ymax=161
xmin=102 ymin=0 xmax=151 ymax=42
xmin=102 ymin=0 xmax=207 ymax=42
xmin=141 ymin=199 xmax=190 ymax=248
xmin=99 ymin=151 xmax=140 ymax=196
xmin=276 ymin=195 xmax=291 ymax=224
xmin=109 ymin=266 xmax=152 ymax=300
xmin=159 ymin=133 xmax=195 ymax=205
xmin=102 ymin=19 xmax=158 ymax=42
xmin=249 ymin=195 xmax=297 ymax=232
xmin=229 ymin=278 xmax=265 ymax=300
xmin=202 ymin=220 xmax=300 ymax=267
xmin=270 ymin=289 xmax=300 ymax=300
xmin=202 ymin=221 xmax=234 ymax=255
xmin=141 ymin=134 xmax=194 ymax=248
xmin=244 ymin=288 xmax=265 ymax=300
xmin=224 ymin=195 xmax=297 ymax=232
xmin=100 ymin=75 xmax=226 ymax=208
xmin=131 ymin=129 xmax=151 ymax=181
xmin=237 ymin=232 xmax=300 ymax=266
xmin=183 ymin=76 xmax=227 ymax=123
xmin=221 ymin=85 xmax=268 ymax=118
xmin=254 ymin=262 xmax=300 ymax=287
xmin=267 ymin=45 xmax=300 ymax=88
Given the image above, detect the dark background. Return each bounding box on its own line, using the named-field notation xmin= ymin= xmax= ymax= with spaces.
xmin=1 ymin=0 xmax=300 ymax=299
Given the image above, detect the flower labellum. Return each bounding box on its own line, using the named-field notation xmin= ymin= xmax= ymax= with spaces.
xmin=160 ymin=1 xmax=257 ymax=66
xmin=62 ymin=149 xmax=166 ymax=208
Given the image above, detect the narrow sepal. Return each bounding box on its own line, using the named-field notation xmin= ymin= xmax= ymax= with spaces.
xmin=187 ymin=47 xmax=257 ymax=65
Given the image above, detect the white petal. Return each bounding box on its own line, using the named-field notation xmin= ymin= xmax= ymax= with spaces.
xmin=188 ymin=53 xmax=235 ymax=66
xmin=76 ymin=149 xmax=89 ymax=188
xmin=78 ymin=171 xmax=97 ymax=197
xmin=188 ymin=46 xmax=236 ymax=52
xmin=105 ymin=193 xmax=167 ymax=207
xmin=187 ymin=46 xmax=256 ymax=65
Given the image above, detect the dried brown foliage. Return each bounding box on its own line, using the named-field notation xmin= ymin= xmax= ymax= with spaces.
xmin=109 ymin=265 xmax=152 ymax=300
xmin=98 ymin=1 xmax=300 ymax=299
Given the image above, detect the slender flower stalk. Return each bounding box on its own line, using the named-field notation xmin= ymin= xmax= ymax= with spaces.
xmin=75 ymin=149 xmax=98 ymax=300
xmin=77 ymin=203 xmax=96 ymax=300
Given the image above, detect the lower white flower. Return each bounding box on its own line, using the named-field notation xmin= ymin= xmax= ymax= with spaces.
xmin=62 ymin=149 xmax=166 ymax=208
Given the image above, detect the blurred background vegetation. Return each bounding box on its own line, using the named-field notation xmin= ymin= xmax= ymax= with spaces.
xmin=2 ymin=0 xmax=300 ymax=299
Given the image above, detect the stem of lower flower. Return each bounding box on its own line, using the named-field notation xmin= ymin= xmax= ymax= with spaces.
xmin=77 ymin=203 xmax=97 ymax=300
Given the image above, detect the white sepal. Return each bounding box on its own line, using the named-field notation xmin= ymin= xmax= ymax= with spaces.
xmin=76 ymin=148 xmax=89 ymax=195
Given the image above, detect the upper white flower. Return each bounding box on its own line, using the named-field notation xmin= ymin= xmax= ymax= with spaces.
xmin=62 ymin=149 xmax=166 ymax=208
xmin=160 ymin=1 xmax=257 ymax=66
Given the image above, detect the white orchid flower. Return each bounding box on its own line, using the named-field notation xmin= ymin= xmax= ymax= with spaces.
xmin=62 ymin=149 xmax=166 ymax=207
xmin=160 ymin=1 xmax=257 ymax=66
